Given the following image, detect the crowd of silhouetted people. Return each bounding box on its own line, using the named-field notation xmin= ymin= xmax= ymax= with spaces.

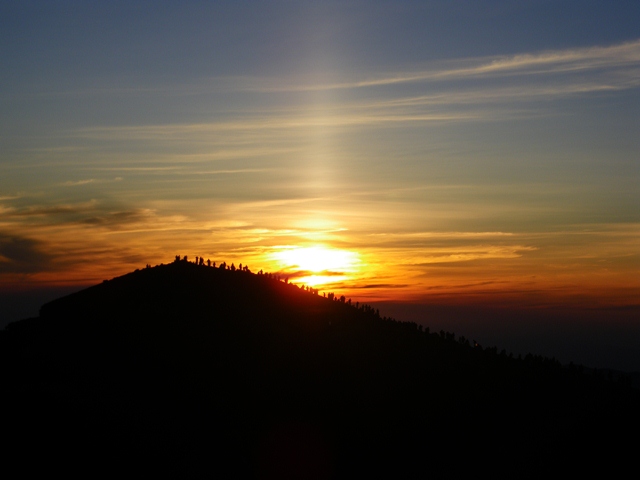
xmin=172 ymin=254 xmax=394 ymax=320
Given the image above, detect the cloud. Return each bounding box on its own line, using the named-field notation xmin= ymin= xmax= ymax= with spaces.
xmin=273 ymin=269 xmax=347 ymax=280
xmin=185 ymin=168 xmax=270 ymax=176
xmin=66 ymin=40 xmax=640 ymax=145
xmin=423 ymin=281 xmax=505 ymax=291
xmin=62 ymin=179 xmax=96 ymax=186
xmin=74 ymin=111 xmax=479 ymax=143
xmin=6 ymin=203 xmax=96 ymax=218
xmin=0 ymin=232 xmax=55 ymax=274
xmin=238 ymin=39 xmax=640 ymax=92
xmin=369 ymin=231 xmax=515 ymax=239
xmin=21 ymin=39 xmax=639 ymax=97
xmin=79 ymin=208 xmax=156 ymax=229
xmin=61 ymin=177 xmax=123 ymax=187
xmin=349 ymin=283 xmax=410 ymax=289
xmin=464 ymin=40 xmax=640 ymax=77
xmin=1 ymin=199 xmax=167 ymax=233
xmin=368 ymin=80 xmax=640 ymax=109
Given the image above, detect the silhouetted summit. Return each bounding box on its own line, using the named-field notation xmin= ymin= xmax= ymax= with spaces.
xmin=2 ymin=260 xmax=637 ymax=477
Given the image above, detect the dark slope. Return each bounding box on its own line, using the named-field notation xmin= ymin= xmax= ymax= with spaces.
xmin=2 ymin=261 xmax=638 ymax=477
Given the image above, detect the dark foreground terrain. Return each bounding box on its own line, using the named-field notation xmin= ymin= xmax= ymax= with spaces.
xmin=2 ymin=260 xmax=638 ymax=477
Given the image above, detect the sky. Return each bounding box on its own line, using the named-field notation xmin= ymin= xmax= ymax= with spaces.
xmin=1 ymin=1 xmax=639 ymax=369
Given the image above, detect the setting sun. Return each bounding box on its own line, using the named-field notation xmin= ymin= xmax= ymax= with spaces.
xmin=272 ymin=246 xmax=359 ymax=273
xmin=269 ymin=246 xmax=360 ymax=287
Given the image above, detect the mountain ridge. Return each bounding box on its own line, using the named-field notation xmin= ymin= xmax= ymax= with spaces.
xmin=2 ymin=259 xmax=637 ymax=476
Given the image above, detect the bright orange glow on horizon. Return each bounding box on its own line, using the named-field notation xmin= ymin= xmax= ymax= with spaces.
xmin=268 ymin=245 xmax=361 ymax=287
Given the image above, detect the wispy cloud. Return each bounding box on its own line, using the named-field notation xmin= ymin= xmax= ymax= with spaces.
xmin=368 ymin=80 xmax=640 ymax=110
xmin=74 ymin=112 xmax=480 ymax=142
xmin=18 ymin=39 xmax=638 ymax=109
xmin=168 ymin=168 xmax=270 ymax=176
xmin=62 ymin=41 xmax=639 ymax=146
xmin=349 ymin=283 xmax=410 ymax=290
xmin=60 ymin=177 xmax=123 ymax=187
xmin=61 ymin=179 xmax=95 ymax=186
xmin=2 ymin=200 xmax=99 ymax=219
xmin=369 ymin=231 xmax=516 ymax=239
xmin=240 ymin=39 xmax=640 ymax=92
xmin=423 ymin=280 xmax=506 ymax=291
xmin=0 ymin=200 xmax=170 ymax=234
xmin=409 ymin=245 xmax=538 ymax=265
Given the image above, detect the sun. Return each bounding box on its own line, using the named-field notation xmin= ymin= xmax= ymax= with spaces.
xmin=270 ymin=246 xmax=360 ymax=287
xmin=273 ymin=246 xmax=358 ymax=273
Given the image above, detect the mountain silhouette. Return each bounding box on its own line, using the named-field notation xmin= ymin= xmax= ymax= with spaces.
xmin=2 ymin=260 xmax=637 ymax=477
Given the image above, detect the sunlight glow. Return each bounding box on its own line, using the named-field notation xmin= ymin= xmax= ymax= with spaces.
xmin=268 ymin=246 xmax=361 ymax=288
xmin=271 ymin=246 xmax=360 ymax=273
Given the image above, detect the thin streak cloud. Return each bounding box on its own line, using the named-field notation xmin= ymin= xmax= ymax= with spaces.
xmin=74 ymin=112 xmax=480 ymax=141
xmin=236 ymin=39 xmax=640 ymax=92
xmin=60 ymin=41 xmax=639 ymax=146
xmin=61 ymin=179 xmax=96 ymax=186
